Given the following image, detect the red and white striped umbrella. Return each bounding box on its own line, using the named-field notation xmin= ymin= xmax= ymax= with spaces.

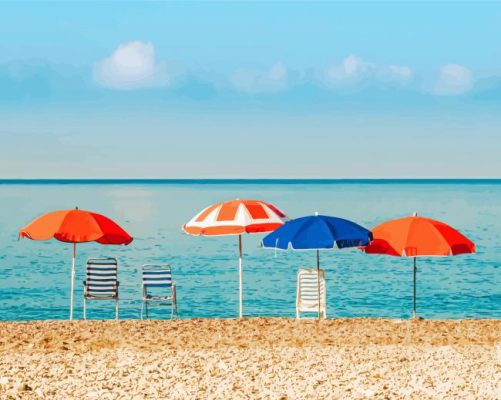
xmin=183 ymin=199 xmax=288 ymax=317
xmin=183 ymin=199 xmax=287 ymax=236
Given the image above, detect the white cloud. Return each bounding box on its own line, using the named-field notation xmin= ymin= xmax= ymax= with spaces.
xmin=324 ymin=55 xmax=376 ymax=84
xmin=343 ymin=55 xmax=369 ymax=76
xmin=387 ymin=65 xmax=413 ymax=80
xmin=230 ymin=62 xmax=288 ymax=93
xmin=93 ymin=41 xmax=169 ymax=90
xmin=324 ymin=54 xmax=414 ymax=86
xmin=322 ymin=56 xmax=414 ymax=89
xmin=434 ymin=64 xmax=473 ymax=95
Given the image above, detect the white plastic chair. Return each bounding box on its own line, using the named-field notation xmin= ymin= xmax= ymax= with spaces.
xmin=296 ymin=268 xmax=326 ymax=319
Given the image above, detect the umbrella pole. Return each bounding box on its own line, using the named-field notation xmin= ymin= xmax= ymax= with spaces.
xmin=413 ymin=257 xmax=417 ymax=319
xmin=238 ymin=234 xmax=243 ymax=319
xmin=317 ymin=249 xmax=321 ymax=320
xmin=70 ymin=243 xmax=76 ymax=321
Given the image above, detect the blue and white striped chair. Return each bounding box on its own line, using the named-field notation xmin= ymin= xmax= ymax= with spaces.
xmin=83 ymin=258 xmax=119 ymax=320
xmin=141 ymin=264 xmax=177 ymax=319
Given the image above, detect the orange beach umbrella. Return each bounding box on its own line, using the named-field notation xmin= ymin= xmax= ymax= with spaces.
xmin=363 ymin=213 xmax=475 ymax=317
xmin=183 ymin=199 xmax=288 ymax=317
xmin=19 ymin=208 xmax=133 ymax=320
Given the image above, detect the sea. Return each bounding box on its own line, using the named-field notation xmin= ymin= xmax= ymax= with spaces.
xmin=0 ymin=179 xmax=499 ymax=321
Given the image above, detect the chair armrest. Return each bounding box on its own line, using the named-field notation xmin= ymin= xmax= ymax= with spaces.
xmin=296 ymin=281 xmax=300 ymax=308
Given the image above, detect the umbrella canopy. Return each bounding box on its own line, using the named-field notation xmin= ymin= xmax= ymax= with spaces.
xmin=262 ymin=214 xmax=373 ymax=318
xmin=363 ymin=213 xmax=475 ymax=317
xmin=262 ymin=214 xmax=373 ymax=250
xmin=19 ymin=208 xmax=133 ymax=244
xmin=19 ymin=208 xmax=133 ymax=320
xmin=183 ymin=199 xmax=288 ymax=318
xmin=364 ymin=214 xmax=475 ymax=257
xmin=183 ymin=198 xmax=286 ymax=236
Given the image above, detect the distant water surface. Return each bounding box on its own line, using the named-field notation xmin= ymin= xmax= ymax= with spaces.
xmin=0 ymin=180 xmax=499 ymax=320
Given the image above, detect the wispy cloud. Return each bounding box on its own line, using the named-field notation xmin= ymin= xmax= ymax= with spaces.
xmin=325 ymin=55 xmax=376 ymax=83
xmin=93 ymin=41 xmax=170 ymax=90
xmin=434 ymin=63 xmax=473 ymax=96
xmin=386 ymin=65 xmax=413 ymax=80
xmin=229 ymin=54 xmax=414 ymax=94
xmin=321 ymin=55 xmax=413 ymax=88
xmin=0 ymin=48 xmax=482 ymax=102
xmin=229 ymin=62 xmax=288 ymax=93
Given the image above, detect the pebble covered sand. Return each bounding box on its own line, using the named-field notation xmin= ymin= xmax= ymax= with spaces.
xmin=0 ymin=318 xmax=499 ymax=399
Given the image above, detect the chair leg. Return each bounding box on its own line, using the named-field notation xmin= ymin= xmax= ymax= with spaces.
xmin=171 ymin=298 xmax=177 ymax=319
xmin=141 ymin=301 xmax=144 ymax=320
xmin=145 ymin=302 xmax=149 ymax=319
xmin=115 ymin=299 xmax=119 ymax=320
xmin=83 ymin=298 xmax=87 ymax=320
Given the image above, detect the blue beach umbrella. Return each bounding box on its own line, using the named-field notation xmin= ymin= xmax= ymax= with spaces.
xmin=262 ymin=213 xmax=372 ymax=317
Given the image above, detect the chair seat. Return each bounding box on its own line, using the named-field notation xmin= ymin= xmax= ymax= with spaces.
xmin=85 ymin=294 xmax=118 ymax=300
xmin=144 ymin=295 xmax=173 ymax=301
xmin=298 ymin=302 xmax=326 ymax=312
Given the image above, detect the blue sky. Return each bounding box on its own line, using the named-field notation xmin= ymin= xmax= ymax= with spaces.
xmin=1 ymin=1 xmax=500 ymax=178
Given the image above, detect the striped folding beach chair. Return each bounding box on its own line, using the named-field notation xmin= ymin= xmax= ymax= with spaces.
xmin=296 ymin=268 xmax=326 ymax=319
xmin=141 ymin=264 xmax=177 ymax=319
xmin=83 ymin=257 xmax=119 ymax=320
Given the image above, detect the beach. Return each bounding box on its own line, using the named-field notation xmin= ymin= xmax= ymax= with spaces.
xmin=0 ymin=318 xmax=499 ymax=399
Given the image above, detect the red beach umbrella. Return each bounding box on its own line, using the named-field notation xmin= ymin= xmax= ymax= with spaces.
xmin=363 ymin=213 xmax=475 ymax=318
xmin=19 ymin=207 xmax=133 ymax=320
xmin=183 ymin=199 xmax=288 ymax=318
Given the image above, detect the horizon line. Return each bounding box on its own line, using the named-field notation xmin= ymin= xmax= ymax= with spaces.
xmin=1 ymin=178 xmax=500 ymax=185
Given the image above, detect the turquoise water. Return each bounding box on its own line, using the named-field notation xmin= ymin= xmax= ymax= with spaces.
xmin=0 ymin=180 xmax=499 ymax=321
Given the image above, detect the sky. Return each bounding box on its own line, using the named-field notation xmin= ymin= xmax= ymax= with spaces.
xmin=0 ymin=1 xmax=500 ymax=178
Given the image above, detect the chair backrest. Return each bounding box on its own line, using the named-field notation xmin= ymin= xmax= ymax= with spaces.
xmin=297 ymin=268 xmax=326 ymax=309
xmin=85 ymin=258 xmax=118 ymax=298
xmin=142 ymin=264 xmax=172 ymax=291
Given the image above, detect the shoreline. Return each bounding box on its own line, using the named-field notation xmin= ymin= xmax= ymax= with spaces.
xmin=1 ymin=318 xmax=499 ymax=399
xmin=1 ymin=317 xmax=500 ymax=348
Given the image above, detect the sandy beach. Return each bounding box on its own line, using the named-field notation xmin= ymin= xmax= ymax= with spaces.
xmin=0 ymin=318 xmax=499 ymax=399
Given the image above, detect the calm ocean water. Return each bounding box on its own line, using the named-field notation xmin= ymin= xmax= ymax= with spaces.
xmin=0 ymin=180 xmax=499 ymax=321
